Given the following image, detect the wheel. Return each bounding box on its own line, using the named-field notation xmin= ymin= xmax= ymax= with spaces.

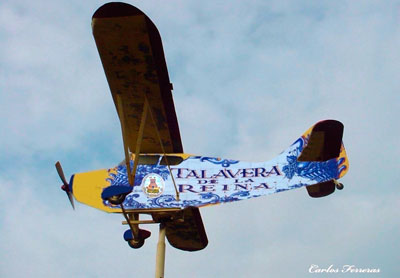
xmin=128 ymin=238 xmax=145 ymax=249
xmin=108 ymin=194 xmax=126 ymax=205
xmin=336 ymin=183 xmax=344 ymax=190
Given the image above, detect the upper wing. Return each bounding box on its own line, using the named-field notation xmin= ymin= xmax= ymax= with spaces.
xmin=92 ymin=3 xmax=183 ymax=154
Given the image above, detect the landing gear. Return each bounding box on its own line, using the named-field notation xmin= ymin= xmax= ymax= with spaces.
xmin=107 ymin=193 xmax=127 ymax=205
xmin=128 ymin=238 xmax=145 ymax=249
xmin=101 ymin=186 xmax=132 ymax=205
xmin=335 ymin=182 xmax=344 ymax=190
xmin=333 ymin=179 xmax=344 ymax=190
xmin=123 ymin=228 xmax=151 ymax=249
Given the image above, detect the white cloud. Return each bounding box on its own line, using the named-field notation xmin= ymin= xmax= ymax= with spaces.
xmin=1 ymin=0 xmax=399 ymax=277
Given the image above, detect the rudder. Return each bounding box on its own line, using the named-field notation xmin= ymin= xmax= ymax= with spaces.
xmin=295 ymin=120 xmax=349 ymax=198
xmin=298 ymin=120 xmax=343 ymax=162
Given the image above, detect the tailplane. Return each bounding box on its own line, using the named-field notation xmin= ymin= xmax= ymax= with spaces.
xmin=290 ymin=120 xmax=349 ymax=198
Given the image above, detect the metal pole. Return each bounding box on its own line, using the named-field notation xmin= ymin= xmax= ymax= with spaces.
xmin=155 ymin=223 xmax=166 ymax=278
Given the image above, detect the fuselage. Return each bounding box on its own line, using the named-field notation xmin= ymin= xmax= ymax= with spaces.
xmin=71 ymin=136 xmax=348 ymax=212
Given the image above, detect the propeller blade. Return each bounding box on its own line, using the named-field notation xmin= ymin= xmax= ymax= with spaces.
xmin=55 ymin=161 xmax=68 ymax=186
xmin=55 ymin=161 xmax=75 ymax=210
xmin=66 ymin=191 xmax=75 ymax=210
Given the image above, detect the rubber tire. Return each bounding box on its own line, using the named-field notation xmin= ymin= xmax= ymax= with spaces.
xmin=336 ymin=183 xmax=344 ymax=190
xmin=108 ymin=194 xmax=126 ymax=205
xmin=128 ymin=238 xmax=145 ymax=249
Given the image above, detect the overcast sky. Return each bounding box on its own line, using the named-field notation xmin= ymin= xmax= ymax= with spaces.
xmin=1 ymin=0 xmax=399 ymax=277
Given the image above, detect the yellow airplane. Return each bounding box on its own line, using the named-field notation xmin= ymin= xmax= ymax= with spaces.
xmin=56 ymin=2 xmax=349 ymax=254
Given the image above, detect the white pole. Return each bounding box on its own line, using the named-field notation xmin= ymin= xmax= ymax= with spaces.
xmin=155 ymin=224 xmax=166 ymax=278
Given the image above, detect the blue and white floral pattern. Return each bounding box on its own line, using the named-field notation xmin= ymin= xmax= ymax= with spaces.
xmin=103 ymin=135 xmax=347 ymax=210
xmin=199 ymin=157 xmax=240 ymax=167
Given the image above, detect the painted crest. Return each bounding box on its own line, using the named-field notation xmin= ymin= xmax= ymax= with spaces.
xmin=141 ymin=173 xmax=165 ymax=198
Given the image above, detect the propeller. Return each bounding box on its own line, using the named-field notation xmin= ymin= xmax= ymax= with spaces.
xmin=55 ymin=161 xmax=75 ymax=209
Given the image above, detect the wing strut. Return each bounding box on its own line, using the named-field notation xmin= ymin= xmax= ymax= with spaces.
xmin=117 ymin=92 xmax=180 ymax=200
xmin=116 ymin=95 xmax=150 ymax=186
xmin=145 ymin=94 xmax=180 ymax=201
xmin=116 ymin=95 xmax=134 ymax=185
xmin=130 ymin=98 xmax=149 ymax=185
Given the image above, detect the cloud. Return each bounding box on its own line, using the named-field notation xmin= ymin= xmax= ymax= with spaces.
xmin=1 ymin=0 xmax=399 ymax=277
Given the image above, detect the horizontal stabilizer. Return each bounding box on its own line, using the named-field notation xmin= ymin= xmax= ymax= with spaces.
xmin=298 ymin=120 xmax=343 ymax=162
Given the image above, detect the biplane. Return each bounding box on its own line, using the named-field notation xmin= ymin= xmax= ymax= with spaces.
xmin=56 ymin=2 xmax=349 ymax=255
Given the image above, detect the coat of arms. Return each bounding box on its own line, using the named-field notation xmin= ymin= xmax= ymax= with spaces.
xmin=141 ymin=173 xmax=165 ymax=198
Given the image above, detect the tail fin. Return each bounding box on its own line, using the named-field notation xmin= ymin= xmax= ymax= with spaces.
xmin=298 ymin=120 xmax=343 ymax=162
xmin=289 ymin=120 xmax=349 ymax=198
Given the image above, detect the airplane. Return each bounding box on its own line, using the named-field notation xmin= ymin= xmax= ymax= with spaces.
xmin=56 ymin=2 xmax=349 ymax=255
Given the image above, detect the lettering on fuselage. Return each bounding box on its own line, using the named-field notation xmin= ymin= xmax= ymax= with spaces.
xmin=173 ymin=166 xmax=281 ymax=193
xmin=174 ymin=166 xmax=281 ymax=179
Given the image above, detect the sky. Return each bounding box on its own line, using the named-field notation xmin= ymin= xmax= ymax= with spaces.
xmin=1 ymin=0 xmax=399 ymax=277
